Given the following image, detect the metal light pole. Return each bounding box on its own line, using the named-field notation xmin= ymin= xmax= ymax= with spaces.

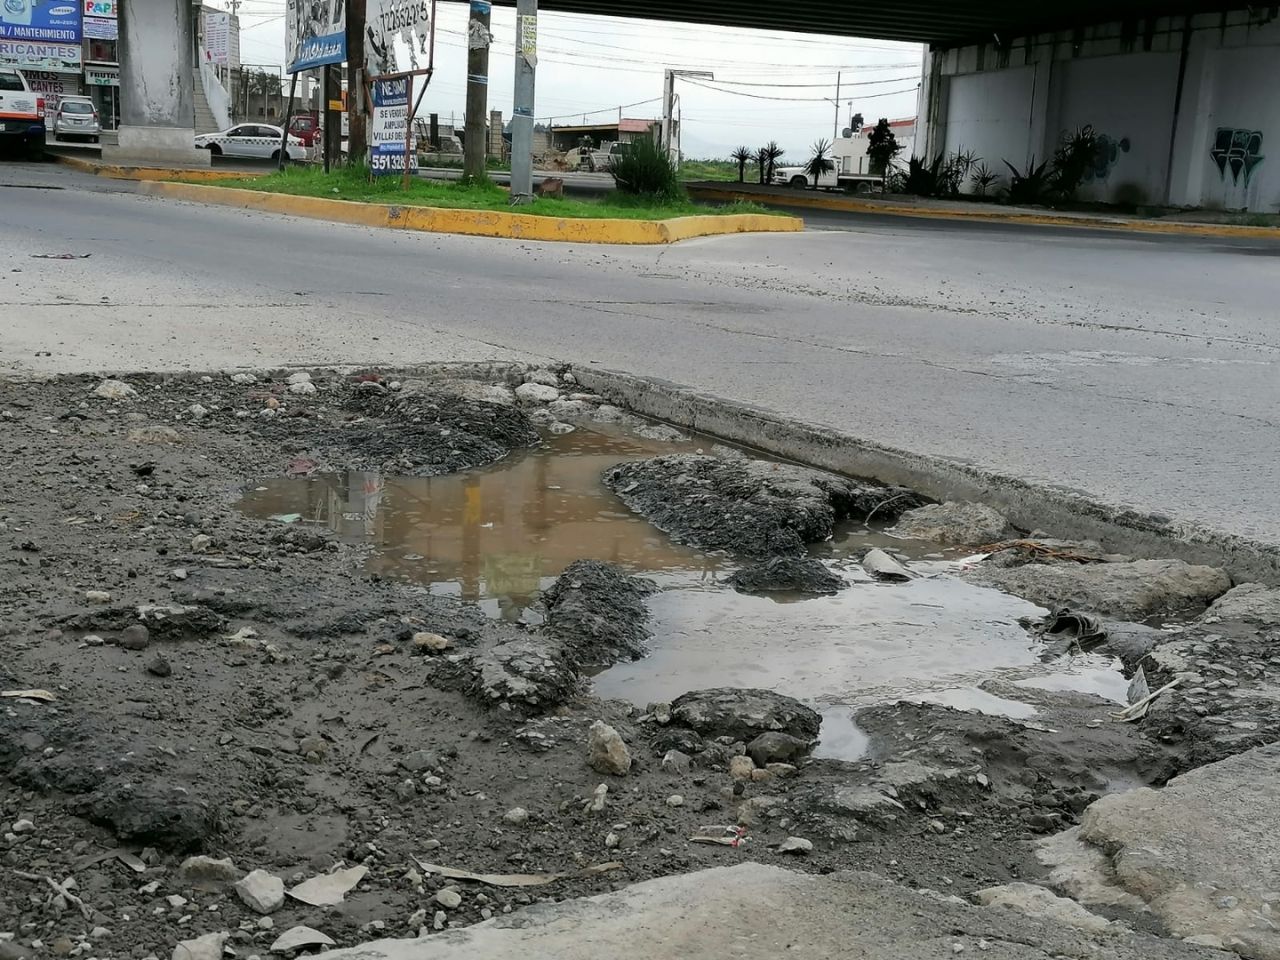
xmin=510 ymin=0 xmax=537 ymax=203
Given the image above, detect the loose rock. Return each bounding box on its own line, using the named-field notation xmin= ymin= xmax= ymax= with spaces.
xmin=891 ymin=501 xmax=1017 ymax=546
xmin=119 ymin=624 xmax=150 ymax=651
xmin=587 ymin=721 xmax=632 ymax=776
xmin=234 ymin=869 xmax=286 ymax=914
xmin=435 ymin=888 xmax=462 ymax=909
xmin=671 ymin=688 xmax=822 ymax=743
xmin=747 ymin=732 xmax=812 ymax=767
xmin=92 ymin=379 xmax=137 ymax=400
xmin=777 ymin=837 xmax=813 ymax=855
xmin=178 ymin=855 xmax=241 ymax=887
xmin=514 ymin=382 xmax=560 ymax=404
xmin=171 ymin=932 xmax=228 ymax=960
xmin=728 ymin=557 xmax=846 ymax=595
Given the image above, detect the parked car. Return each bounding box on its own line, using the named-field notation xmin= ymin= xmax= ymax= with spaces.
xmin=0 ymin=67 xmax=46 ymax=159
xmin=194 ymin=124 xmax=305 ymax=161
xmin=288 ymin=113 xmax=319 ymax=148
xmin=52 ymin=96 xmax=101 ymax=143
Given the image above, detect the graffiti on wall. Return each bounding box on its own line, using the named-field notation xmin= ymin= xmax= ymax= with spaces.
xmin=1210 ymin=128 xmax=1264 ymax=186
xmin=1085 ymin=134 xmax=1131 ymax=181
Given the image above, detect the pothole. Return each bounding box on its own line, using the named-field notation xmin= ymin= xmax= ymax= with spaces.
xmin=238 ymin=415 xmax=1149 ymax=760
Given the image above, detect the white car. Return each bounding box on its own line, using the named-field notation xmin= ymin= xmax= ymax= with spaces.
xmin=195 ymin=123 xmax=305 ymax=162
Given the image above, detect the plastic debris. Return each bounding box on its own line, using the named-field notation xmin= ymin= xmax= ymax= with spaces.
xmin=862 ymin=548 xmax=914 ymax=583
xmin=1112 ymin=676 xmax=1180 ymax=722
xmin=689 ymin=825 xmax=750 ymax=848
xmin=1127 ymin=666 xmax=1150 ymax=706
xmin=1 ymin=689 xmax=56 ymax=703
xmin=286 ymin=865 xmax=367 ymax=906
xmin=269 ymin=513 xmax=302 ymax=524
xmin=411 ymin=859 xmax=622 ymax=888
xmin=270 ymin=926 xmax=335 ymax=953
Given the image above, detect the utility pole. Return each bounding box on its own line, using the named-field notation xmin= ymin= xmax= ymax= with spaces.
xmin=509 ymin=0 xmax=537 ymax=202
xmin=832 ymin=71 xmax=842 ymax=141
xmin=346 ymin=0 xmax=366 ymax=165
xmin=464 ymin=0 xmax=492 ymax=181
xmin=661 ymin=68 xmax=713 ymax=166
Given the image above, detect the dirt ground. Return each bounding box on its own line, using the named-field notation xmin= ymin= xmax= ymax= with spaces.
xmin=0 ymin=368 xmax=1270 ymax=958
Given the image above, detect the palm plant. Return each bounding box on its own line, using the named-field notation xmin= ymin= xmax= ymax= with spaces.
xmin=763 ymin=140 xmax=784 ymax=182
xmin=804 ymin=139 xmax=835 ymax=188
xmin=731 ymin=145 xmax=752 ymax=183
xmin=755 ymin=146 xmax=770 ymax=184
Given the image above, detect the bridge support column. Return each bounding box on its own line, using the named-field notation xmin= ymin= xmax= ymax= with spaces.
xmin=103 ymin=0 xmax=210 ymax=166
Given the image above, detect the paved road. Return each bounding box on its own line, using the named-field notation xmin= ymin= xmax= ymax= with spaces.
xmin=3 ymin=160 xmax=1279 ymax=544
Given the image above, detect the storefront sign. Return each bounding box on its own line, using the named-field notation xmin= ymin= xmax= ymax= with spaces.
xmin=0 ymin=39 xmax=80 ymax=70
xmin=286 ymin=0 xmax=345 ymax=73
xmin=0 ymin=0 xmax=82 ymax=44
xmin=83 ymin=15 xmax=114 ymax=39
xmin=369 ymin=76 xmax=417 ymax=176
xmin=204 ymin=11 xmax=229 ymax=64
xmin=83 ymin=0 xmax=116 ymax=16
xmin=84 ymin=63 xmax=117 ymax=86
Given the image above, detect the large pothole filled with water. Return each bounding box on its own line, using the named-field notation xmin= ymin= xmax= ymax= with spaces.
xmin=239 ymin=417 xmax=1154 ymax=760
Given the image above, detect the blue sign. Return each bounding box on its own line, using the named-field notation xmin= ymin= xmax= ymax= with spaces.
xmin=369 ymin=77 xmax=417 ymax=177
xmin=287 ymin=0 xmax=346 ymax=73
xmin=0 ymin=0 xmax=82 ymax=44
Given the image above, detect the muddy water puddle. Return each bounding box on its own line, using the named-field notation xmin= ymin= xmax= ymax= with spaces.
xmin=240 ymin=421 xmax=1132 ymax=759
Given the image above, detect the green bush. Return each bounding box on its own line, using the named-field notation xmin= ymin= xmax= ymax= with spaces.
xmin=611 ymin=137 xmax=682 ymax=201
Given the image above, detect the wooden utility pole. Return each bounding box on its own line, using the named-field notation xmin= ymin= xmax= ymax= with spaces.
xmin=346 ymin=0 xmax=367 ymax=164
xmin=464 ymin=0 xmax=492 ymax=181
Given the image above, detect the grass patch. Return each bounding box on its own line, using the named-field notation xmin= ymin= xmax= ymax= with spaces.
xmin=210 ymin=164 xmax=778 ymax=220
xmin=679 ymin=158 xmax=744 ymax=182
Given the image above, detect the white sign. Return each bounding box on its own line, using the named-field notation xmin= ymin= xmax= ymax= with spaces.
xmin=286 ymin=0 xmax=345 ymax=73
xmin=22 ymin=69 xmax=76 ymax=120
xmin=0 ymin=39 xmax=80 ymax=70
xmin=204 ymin=11 xmax=229 ymax=64
xmin=85 ymin=64 xmax=118 ymax=86
xmin=84 ymin=16 xmax=116 ymax=40
xmin=369 ymin=76 xmax=417 ymax=175
xmin=366 ymin=0 xmax=432 ymax=76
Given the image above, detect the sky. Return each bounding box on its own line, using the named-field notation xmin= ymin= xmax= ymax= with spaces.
xmin=232 ymin=1 xmax=923 ymax=159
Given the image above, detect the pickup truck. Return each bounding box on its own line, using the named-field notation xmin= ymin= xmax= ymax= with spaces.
xmin=0 ymin=67 xmax=46 ymax=159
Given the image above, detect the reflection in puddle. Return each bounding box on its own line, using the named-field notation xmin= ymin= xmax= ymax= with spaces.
xmin=238 ymin=420 xmax=1136 ymax=761
xmin=240 ymin=425 xmax=726 ymax=621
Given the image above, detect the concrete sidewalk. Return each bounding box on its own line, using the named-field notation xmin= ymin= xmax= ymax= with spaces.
xmin=687 ymin=181 xmax=1280 ymax=239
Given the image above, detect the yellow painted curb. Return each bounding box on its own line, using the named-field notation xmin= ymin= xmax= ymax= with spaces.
xmin=133 ymin=180 xmax=803 ymax=244
xmin=54 ymin=152 xmax=267 ymax=182
xmin=688 ymin=185 xmax=1280 ymax=240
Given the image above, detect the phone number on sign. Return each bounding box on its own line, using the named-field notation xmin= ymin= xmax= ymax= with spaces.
xmin=370 ymin=150 xmax=418 ymax=174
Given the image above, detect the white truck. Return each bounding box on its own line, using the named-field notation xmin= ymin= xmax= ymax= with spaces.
xmin=774 ymin=124 xmax=916 ymax=192
xmin=0 ymin=67 xmax=46 ymax=159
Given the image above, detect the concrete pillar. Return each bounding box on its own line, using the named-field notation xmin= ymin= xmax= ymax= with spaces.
xmin=916 ymin=48 xmax=949 ymax=158
xmin=1026 ymin=58 xmax=1053 ymax=168
xmin=103 ymin=0 xmax=210 ymax=166
xmin=1165 ymin=38 xmax=1216 ymax=207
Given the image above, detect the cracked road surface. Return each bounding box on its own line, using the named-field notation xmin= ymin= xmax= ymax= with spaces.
xmin=3 ymin=162 xmax=1279 ymax=543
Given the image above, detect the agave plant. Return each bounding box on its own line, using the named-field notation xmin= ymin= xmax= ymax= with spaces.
xmin=804 ymin=139 xmax=835 ymax=188
xmin=730 ymin=145 xmax=753 ymax=183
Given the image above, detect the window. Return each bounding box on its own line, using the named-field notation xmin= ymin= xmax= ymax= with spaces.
xmin=0 ymin=73 xmax=23 ymax=91
xmin=61 ymin=101 xmax=94 ymax=115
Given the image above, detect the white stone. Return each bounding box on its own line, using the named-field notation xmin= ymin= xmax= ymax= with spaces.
xmin=286 ymin=372 xmax=312 ymax=385
xmin=234 ymin=869 xmax=286 ymax=914
xmin=288 ymin=381 xmax=317 ymax=396
xmin=729 ymin=756 xmax=756 ymax=781
xmin=666 ymin=795 xmax=685 ymax=808
xmin=514 ymin=382 xmax=561 ymax=405
xmin=974 ymin=883 xmax=1116 ymax=935
xmin=778 ymin=837 xmax=813 ymax=855
xmin=270 ymin=926 xmax=334 ymax=953
xmin=523 ymin=369 xmax=561 ymax=387
xmin=171 ymin=931 xmax=227 ymax=960
xmin=548 ymin=421 xmax=576 ymax=435
xmin=503 ymin=807 xmax=529 ymax=826
xmin=186 ymin=404 xmax=208 ymax=419
xmin=435 ymin=888 xmax=462 ymax=909
xmin=11 ymin=819 xmax=34 ymax=834
xmin=84 ymin=591 xmax=111 ymax=604
xmin=92 ymin=379 xmax=137 ymax=400
xmin=230 ymin=373 xmax=257 ymax=385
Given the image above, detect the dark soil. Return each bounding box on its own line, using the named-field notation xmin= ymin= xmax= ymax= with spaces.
xmin=0 ymin=370 xmax=1272 ymax=957
xmin=728 ymin=557 xmax=846 ymax=595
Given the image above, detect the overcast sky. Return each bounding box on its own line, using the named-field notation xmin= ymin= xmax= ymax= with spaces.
xmin=234 ymin=2 xmax=922 ymax=159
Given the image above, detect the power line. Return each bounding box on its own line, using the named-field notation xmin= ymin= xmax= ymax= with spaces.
xmin=706 ymin=75 xmax=916 ymax=89
xmin=680 ymin=77 xmax=918 ymax=102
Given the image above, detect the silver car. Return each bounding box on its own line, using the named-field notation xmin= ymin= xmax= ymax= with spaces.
xmin=52 ymin=97 xmax=100 ymax=144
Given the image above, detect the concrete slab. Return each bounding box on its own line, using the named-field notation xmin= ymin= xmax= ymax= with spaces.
xmin=1043 ymin=743 xmax=1280 ymax=958
xmin=323 ymin=863 xmax=1223 ymax=960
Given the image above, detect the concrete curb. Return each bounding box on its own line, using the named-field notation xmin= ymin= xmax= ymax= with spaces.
xmin=131 ymin=180 xmax=804 ymax=244
xmin=572 ymin=366 xmax=1280 ymax=584
xmin=688 ymin=185 xmax=1280 ymax=240
xmin=53 ymin=153 xmax=266 ymax=183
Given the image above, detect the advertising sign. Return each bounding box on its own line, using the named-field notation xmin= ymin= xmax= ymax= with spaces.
xmin=286 ymin=0 xmax=345 ymax=73
xmin=204 ymin=11 xmax=229 ymax=64
xmin=84 ymin=62 xmax=116 ymax=85
xmin=0 ymin=39 xmax=80 ymax=70
xmin=83 ymin=15 xmax=113 ymax=39
xmin=0 ymin=0 xmax=82 ymax=43
xmin=369 ymin=76 xmax=417 ymax=177
xmin=366 ymin=0 xmax=431 ymax=76
xmin=82 ymin=0 xmax=116 ymax=16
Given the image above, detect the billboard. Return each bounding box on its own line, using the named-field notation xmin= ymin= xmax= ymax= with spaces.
xmin=365 ymin=0 xmax=432 ymax=76
xmin=0 ymin=39 xmax=80 ymax=70
xmin=286 ymin=0 xmax=345 ymax=74
xmin=205 ymin=11 xmax=229 ymax=64
xmin=369 ymin=75 xmax=417 ymax=176
xmin=0 ymin=0 xmax=82 ymax=43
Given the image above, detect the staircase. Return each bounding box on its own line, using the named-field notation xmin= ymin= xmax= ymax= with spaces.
xmin=192 ymin=72 xmax=221 ymax=134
